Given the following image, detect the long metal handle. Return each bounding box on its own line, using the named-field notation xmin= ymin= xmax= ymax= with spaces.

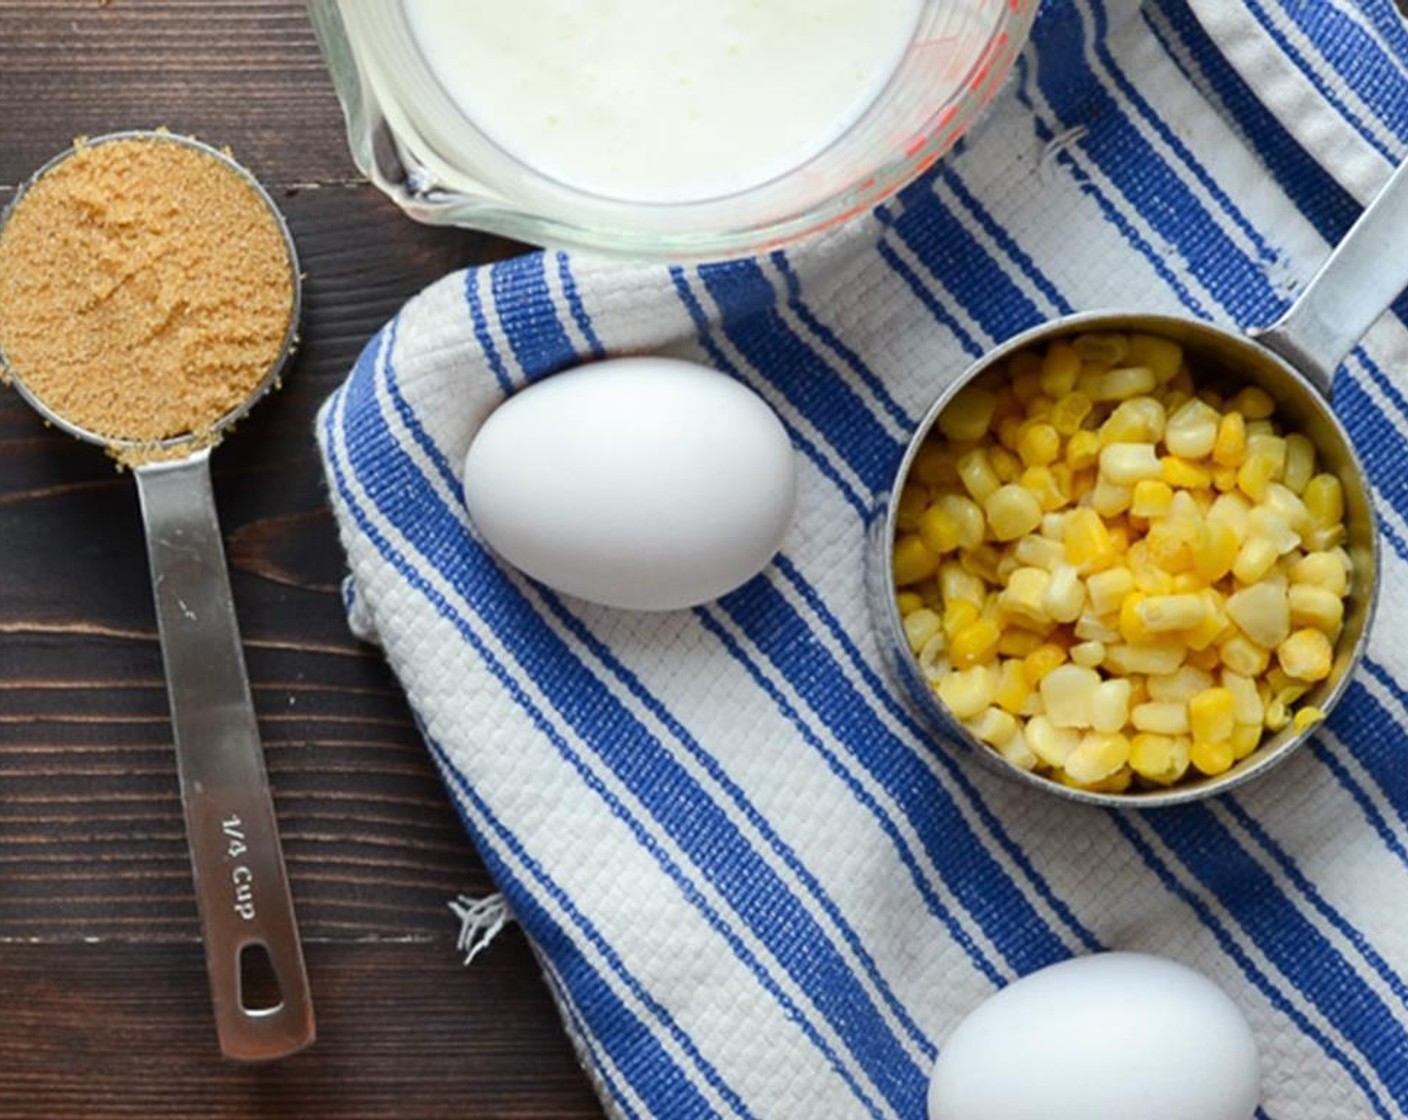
xmin=1254 ymin=157 xmax=1408 ymax=398
xmin=134 ymin=452 xmax=315 ymax=1061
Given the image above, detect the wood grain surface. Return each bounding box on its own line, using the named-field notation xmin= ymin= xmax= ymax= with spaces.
xmin=0 ymin=2 xmax=601 ymax=1115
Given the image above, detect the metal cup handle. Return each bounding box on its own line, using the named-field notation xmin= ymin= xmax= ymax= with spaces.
xmin=1254 ymin=157 xmax=1408 ymax=398
xmin=134 ymin=452 xmax=315 ymax=1061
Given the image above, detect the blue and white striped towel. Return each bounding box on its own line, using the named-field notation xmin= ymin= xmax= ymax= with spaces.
xmin=317 ymin=2 xmax=1408 ymax=1116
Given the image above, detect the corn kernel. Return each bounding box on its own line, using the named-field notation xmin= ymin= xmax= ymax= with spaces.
xmin=1136 ymin=593 xmax=1208 ymax=633
xmin=1161 ymin=456 xmax=1213 ymax=490
xmin=1065 ymin=732 xmax=1132 ymax=783
xmin=999 ymin=566 xmax=1051 ymax=627
xmin=1208 ymin=492 xmax=1252 ymax=542
xmin=1223 ymin=671 xmax=1265 ymax=726
xmin=1232 ymin=537 xmax=1279 ymax=585
xmin=1072 ymin=332 xmax=1129 ymax=364
xmin=1086 ymin=566 xmax=1134 ymax=615
xmin=1231 ymin=723 xmax=1262 ymax=760
xmin=1228 ymin=385 xmax=1275 ymax=420
xmin=1189 ymin=687 xmax=1235 ymax=744
xmin=1281 ymin=433 xmax=1316 ymax=494
xmin=1016 ymin=423 xmax=1059 ymax=469
xmin=983 ymin=484 xmax=1043 ymax=542
xmin=1104 ymin=643 xmax=1187 ymax=676
xmin=997 ymin=628 xmax=1044 ymax=658
xmin=1023 ymin=643 xmax=1069 ymax=686
xmin=938 ymin=385 xmax=998 ymax=442
xmin=1129 ymin=733 xmax=1191 ymax=784
xmin=897 ymin=483 xmax=930 ymax=531
xmin=1127 ymin=333 xmax=1183 ymax=382
xmin=1043 ymin=563 xmax=1087 ymax=624
xmin=894 ymin=535 xmax=940 ymax=586
xmin=942 ymin=600 xmax=980 ymax=641
xmin=1050 ymin=392 xmax=1094 ymax=438
xmin=1278 ymin=628 xmax=1333 ymax=682
xmin=1184 ymin=593 xmax=1231 ymax=652
xmin=965 ymin=706 xmax=1019 ymax=748
xmin=1131 ymin=479 xmax=1173 ymax=519
xmin=1064 ymin=508 xmax=1117 ymax=573
xmin=950 ymin=618 xmax=1001 ymax=668
xmin=903 ymin=608 xmax=942 ymax=653
xmin=1226 ymin=583 xmax=1290 ymax=649
xmin=1291 ymin=551 xmax=1349 ymax=597
xmin=1091 ymin=477 xmax=1134 ymax=518
xmin=1219 ymin=634 xmax=1270 ymax=677
xmin=896 ymin=591 xmax=925 ymax=616
xmin=1091 ymin=679 xmax=1133 ymax=733
xmin=1100 ymin=443 xmax=1163 ymax=485
xmin=1071 ymin=640 xmax=1106 ymax=669
xmin=917 ymin=504 xmax=961 ymax=555
xmin=1288 ymin=584 xmax=1344 ymax=634
xmin=1212 ymin=412 xmax=1247 ymax=467
xmin=1014 ymin=535 xmax=1065 ymax=571
xmin=1091 ymin=366 xmax=1158 ymax=402
xmin=957 ymin=448 xmax=1002 ymax=503
xmin=939 ymin=562 xmax=985 ymax=607
xmin=1304 ymin=473 xmax=1344 ymax=529
xmin=994 ymin=659 xmax=1033 ymax=713
xmin=1165 ymin=398 xmax=1220 ymax=458
xmin=1264 ymin=696 xmax=1291 ymax=732
xmin=1248 ymin=508 xmax=1299 ymax=558
xmin=1145 ymin=522 xmax=1193 ymax=574
xmin=1101 ymin=397 xmax=1166 ymax=445
xmin=1040 ymin=341 xmax=1082 ymax=395
xmin=1074 ymin=611 xmax=1122 ymax=644
xmin=1148 ymin=665 xmax=1215 ymax=703
xmin=1040 ymin=664 xmax=1102 ymax=728
xmin=1190 ymin=737 xmax=1234 ymax=776
xmin=1132 ymin=700 xmax=1191 ymax=735
xmin=936 ymin=665 xmax=998 ymax=720
xmin=1026 ymin=714 xmax=1080 ymax=768
xmin=1293 ymin=706 xmax=1326 ymax=733
xmin=937 ymin=494 xmax=985 ymax=551
xmin=1213 ymin=466 xmax=1239 ymax=492
xmin=1236 ymin=453 xmax=1277 ymax=502
xmin=1065 ymin=429 xmax=1102 ymax=470
xmin=1192 ymin=520 xmax=1239 ymax=584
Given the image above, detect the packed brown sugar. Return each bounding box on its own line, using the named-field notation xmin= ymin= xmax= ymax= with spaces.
xmin=0 ymin=136 xmax=293 ymax=447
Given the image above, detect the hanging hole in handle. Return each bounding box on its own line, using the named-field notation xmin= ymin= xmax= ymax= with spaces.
xmin=239 ymin=941 xmax=284 ymax=1016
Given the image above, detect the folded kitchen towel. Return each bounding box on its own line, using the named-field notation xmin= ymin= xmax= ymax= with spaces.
xmin=316 ymin=1 xmax=1408 ymax=1116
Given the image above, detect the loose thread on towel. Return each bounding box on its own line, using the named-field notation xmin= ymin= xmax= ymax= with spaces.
xmin=450 ymin=892 xmax=514 ymax=965
xmin=1040 ymin=125 xmax=1089 ymax=183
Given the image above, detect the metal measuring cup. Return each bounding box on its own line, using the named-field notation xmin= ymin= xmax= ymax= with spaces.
xmin=873 ymin=157 xmax=1408 ymax=809
xmin=0 ymin=131 xmax=315 ymax=1056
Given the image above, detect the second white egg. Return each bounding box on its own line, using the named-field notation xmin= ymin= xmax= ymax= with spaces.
xmin=463 ymin=357 xmax=796 ymax=611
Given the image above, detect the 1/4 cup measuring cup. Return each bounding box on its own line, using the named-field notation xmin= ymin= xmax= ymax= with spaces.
xmin=874 ymin=155 xmax=1408 ymax=808
xmin=0 ymin=131 xmax=315 ymax=1058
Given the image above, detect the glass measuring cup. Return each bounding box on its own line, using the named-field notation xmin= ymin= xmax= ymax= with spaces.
xmin=0 ymin=131 xmax=315 ymax=1057
xmin=873 ymin=156 xmax=1408 ymax=808
xmin=307 ymin=0 xmax=1036 ymax=259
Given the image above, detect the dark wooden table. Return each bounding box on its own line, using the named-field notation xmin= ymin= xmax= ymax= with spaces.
xmin=0 ymin=3 xmax=602 ymax=1116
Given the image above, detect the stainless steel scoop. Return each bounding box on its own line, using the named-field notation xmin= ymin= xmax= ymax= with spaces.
xmin=875 ymin=155 xmax=1408 ymax=809
xmin=0 ymin=131 xmax=315 ymax=1057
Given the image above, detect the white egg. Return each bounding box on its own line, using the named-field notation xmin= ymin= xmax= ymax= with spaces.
xmin=463 ymin=357 xmax=796 ymax=611
xmin=928 ymin=952 xmax=1260 ymax=1120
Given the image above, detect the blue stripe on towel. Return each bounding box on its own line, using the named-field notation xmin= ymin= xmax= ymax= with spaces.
xmin=489 ymin=254 xmax=578 ymax=377
xmin=323 ymin=379 xmax=745 ymax=1118
xmin=1113 ymin=814 xmax=1396 ymax=1120
xmin=1257 ymin=0 xmax=1408 ymax=151
xmin=344 ymin=328 xmax=922 ymax=1117
xmin=425 ymin=739 xmax=733 ymax=1120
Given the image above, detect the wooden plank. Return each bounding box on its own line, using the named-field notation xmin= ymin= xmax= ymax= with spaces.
xmin=0 ymin=0 xmax=358 ymax=186
xmin=0 ymin=938 xmax=604 ymax=1119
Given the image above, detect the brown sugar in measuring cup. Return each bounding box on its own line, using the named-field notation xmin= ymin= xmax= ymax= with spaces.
xmin=0 ymin=132 xmax=294 ymax=453
xmin=0 ymin=131 xmax=313 ymax=1060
